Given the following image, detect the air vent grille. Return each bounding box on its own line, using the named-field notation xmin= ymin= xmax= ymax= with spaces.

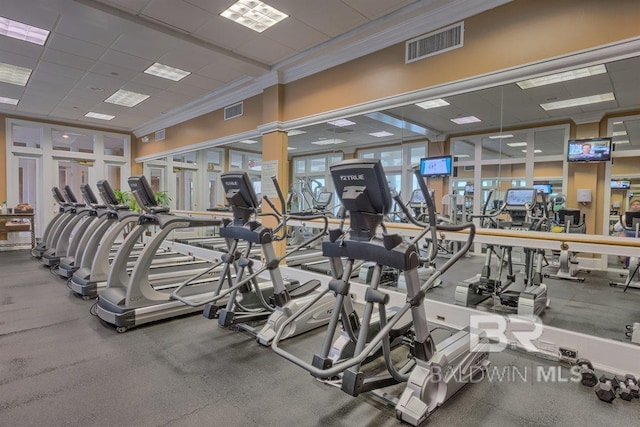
xmin=155 ymin=129 xmax=165 ymax=141
xmin=224 ymin=102 xmax=243 ymax=120
xmin=406 ymin=22 xmax=464 ymax=64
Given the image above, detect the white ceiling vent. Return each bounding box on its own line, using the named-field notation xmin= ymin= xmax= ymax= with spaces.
xmin=155 ymin=129 xmax=166 ymax=141
xmin=406 ymin=22 xmax=464 ymax=64
xmin=224 ymin=102 xmax=244 ymax=120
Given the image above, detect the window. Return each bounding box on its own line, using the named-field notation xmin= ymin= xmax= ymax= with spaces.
xmin=104 ymin=136 xmax=126 ymax=156
xmin=52 ymin=130 xmax=94 ymax=153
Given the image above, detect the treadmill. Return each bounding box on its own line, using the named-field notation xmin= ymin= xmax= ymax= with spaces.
xmin=40 ymin=186 xmax=91 ymax=267
xmin=33 ymin=187 xmax=71 ymax=258
xmin=95 ymin=175 xmax=224 ymax=332
xmin=69 ymin=179 xmax=209 ymax=299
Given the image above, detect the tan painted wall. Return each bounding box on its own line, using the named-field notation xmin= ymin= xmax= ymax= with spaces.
xmin=283 ymin=0 xmax=640 ymax=121
xmin=134 ymin=94 xmax=263 ymax=159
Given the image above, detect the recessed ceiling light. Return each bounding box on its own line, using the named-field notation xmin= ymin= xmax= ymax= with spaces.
xmin=415 ymin=98 xmax=450 ymax=109
xmin=0 ymin=96 xmax=19 ymax=105
xmin=613 ymin=121 xmax=623 ymax=125
xmin=522 ymin=149 xmax=542 ymax=153
xmin=516 ymin=64 xmax=607 ymax=89
xmin=287 ymin=129 xmax=306 ymax=136
xmin=0 ymin=16 xmax=50 ymax=46
xmin=239 ymin=139 xmax=258 ymax=144
xmin=144 ymin=62 xmax=191 ymax=81
xmin=488 ymin=134 xmax=514 ymax=139
xmin=62 ymin=134 xmax=69 ymax=139
xmin=450 ymin=116 xmax=481 ymax=125
xmin=220 ymin=0 xmax=288 ymax=33
xmin=612 ymin=131 xmax=627 ymax=137
xmin=105 ymin=89 xmax=150 ymax=107
xmin=287 ymin=147 xmax=297 ymax=150
xmin=85 ymin=112 xmax=115 ymax=121
xmin=327 ymin=119 xmax=356 ymax=127
xmin=311 ymin=138 xmax=345 ymax=146
xmin=507 ymin=142 xmax=528 ymax=147
xmin=454 ymin=154 xmax=470 ymax=158
xmin=369 ymin=131 xmax=394 ymax=137
xmin=540 ymin=92 xmax=615 ymax=111
xmin=613 ymin=140 xmax=629 ymax=144
xmin=0 ymin=61 xmax=32 ymax=86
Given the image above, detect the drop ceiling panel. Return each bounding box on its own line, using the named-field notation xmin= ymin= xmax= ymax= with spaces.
xmin=164 ymin=80 xmax=210 ymax=97
xmin=47 ymin=33 xmax=107 ymax=60
xmin=110 ymin=32 xmax=178 ymax=62
xmin=0 ymin=49 xmax=38 ymax=69
xmin=157 ymin=46 xmax=225 ymax=73
xmin=41 ymin=48 xmax=97 ymax=72
xmin=234 ymin=37 xmax=296 ymax=65
xmin=153 ymin=89 xmax=195 ymax=107
xmin=178 ymin=74 xmax=225 ymax=91
xmin=76 ymin=72 xmax=129 ymax=94
xmin=97 ymin=49 xmax=154 ymax=72
xmin=89 ymin=62 xmax=140 ymax=81
xmin=141 ymin=0 xmax=212 ymax=33
xmin=120 ymin=81 xmax=164 ymax=97
xmin=193 ymin=16 xmax=260 ymax=52
xmin=0 ymin=38 xmax=44 ymax=59
xmin=130 ymin=73 xmax=175 ymax=91
xmin=270 ymin=0 xmax=368 ymax=37
xmin=54 ymin=13 xmax=127 ymax=47
xmin=196 ymin=59 xmax=263 ymax=82
xmin=343 ymin=0 xmax=417 ymax=20
xmin=36 ymin=61 xmax=87 ymax=81
xmin=1 ymin=0 xmax=62 ymax=30
xmin=261 ymin=18 xmax=329 ymax=52
xmin=0 ymin=82 xmax=25 ymax=99
xmin=96 ymin=0 xmax=151 ymax=14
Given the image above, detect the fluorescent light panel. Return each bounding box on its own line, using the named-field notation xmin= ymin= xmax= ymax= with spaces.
xmin=0 ymin=96 xmax=19 ymax=105
xmin=415 ymin=98 xmax=449 ymax=109
xmin=220 ymin=0 xmax=288 ymax=33
xmin=287 ymin=147 xmax=296 ymax=150
xmin=507 ymin=142 xmax=528 ymax=147
xmin=488 ymin=134 xmax=514 ymax=139
xmin=450 ymin=116 xmax=481 ymax=125
xmin=0 ymin=61 xmax=32 ymax=86
xmin=239 ymin=139 xmax=258 ymax=144
xmin=454 ymin=154 xmax=470 ymax=158
xmin=516 ymin=64 xmax=607 ymax=89
xmin=613 ymin=140 xmax=629 ymax=144
xmin=327 ymin=118 xmax=356 ymax=127
xmin=287 ymin=129 xmax=306 ymax=136
xmin=105 ymin=89 xmax=149 ymax=107
xmin=144 ymin=62 xmax=190 ymax=81
xmin=85 ymin=112 xmax=114 ymax=120
xmin=369 ymin=131 xmax=394 ymax=137
xmin=0 ymin=16 xmax=49 ymax=46
xmin=540 ymin=92 xmax=615 ymax=111
xmin=522 ymin=149 xmax=542 ymax=153
xmin=612 ymin=131 xmax=627 ymax=137
xmin=312 ymin=138 xmax=345 ymax=146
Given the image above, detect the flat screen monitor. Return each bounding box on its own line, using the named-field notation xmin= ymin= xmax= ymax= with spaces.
xmin=128 ymin=176 xmax=157 ymax=208
xmin=567 ymin=137 xmax=612 ymax=162
xmin=611 ymin=180 xmax=631 ymax=189
xmin=533 ymin=184 xmax=552 ymax=194
xmin=420 ymin=155 xmax=452 ymax=177
xmin=330 ymin=159 xmax=391 ymax=215
xmin=556 ymin=208 xmax=581 ymax=226
xmin=52 ymin=187 xmax=66 ymax=205
xmin=505 ymin=188 xmax=537 ymax=207
xmin=220 ymin=171 xmax=259 ymax=209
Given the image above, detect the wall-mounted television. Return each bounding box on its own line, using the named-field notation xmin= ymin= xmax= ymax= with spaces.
xmin=533 ymin=184 xmax=552 ymax=194
xmin=420 ymin=155 xmax=452 ymax=177
xmin=611 ymin=180 xmax=631 ymax=189
xmin=567 ymin=137 xmax=612 ymax=162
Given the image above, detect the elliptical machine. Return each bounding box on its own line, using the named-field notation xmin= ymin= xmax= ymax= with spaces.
xmin=545 ymin=208 xmax=586 ymax=282
xmin=609 ymin=210 xmax=640 ymax=291
xmin=271 ymin=159 xmax=489 ymax=426
xmin=455 ymin=188 xmax=548 ymax=316
xmin=171 ymin=171 xmax=335 ymax=344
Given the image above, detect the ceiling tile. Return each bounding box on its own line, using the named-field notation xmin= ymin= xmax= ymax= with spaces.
xmin=36 ymin=60 xmax=87 ymax=81
xmin=1 ymin=0 xmax=61 ymax=30
xmin=342 ymin=0 xmax=417 ymax=20
xmin=178 ymin=74 xmax=225 ymax=91
xmin=163 ymin=80 xmax=208 ymax=97
xmin=234 ymin=37 xmax=295 ymax=65
xmin=89 ymin=62 xmax=141 ymax=81
xmin=110 ymin=31 xmax=180 ymax=62
xmin=269 ymin=0 xmax=367 ymax=37
xmin=141 ymin=0 xmax=212 ymax=33
xmin=54 ymin=11 xmax=126 ymax=47
xmin=47 ymin=33 xmax=107 ymax=60
xmin=192 ymin=15 xmax=257 ymax=51
xmin=41 ymin=48 xmax=96 ymax=71
xmin=0 ymin=49 xmax=38 ymax=69
xmin=262 ymin=18 xmax=328 ymax=52
xmin=98 ymin=49 xmax=154 ymax=72
xmin=131 ymin=73 xmax=175 ymax=90
xmin=0 ymin=37 xmax=45 ymax=60
xmin=95 ymin=0 xmax=151 ymax=14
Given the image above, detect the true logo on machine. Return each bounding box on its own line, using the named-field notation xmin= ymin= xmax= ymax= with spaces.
xmin=340 ymin=174 xmax=365 ymax=181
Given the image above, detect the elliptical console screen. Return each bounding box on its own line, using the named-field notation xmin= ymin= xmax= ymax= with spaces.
xmin=505 ymin=188 xmax=537 ymax=207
